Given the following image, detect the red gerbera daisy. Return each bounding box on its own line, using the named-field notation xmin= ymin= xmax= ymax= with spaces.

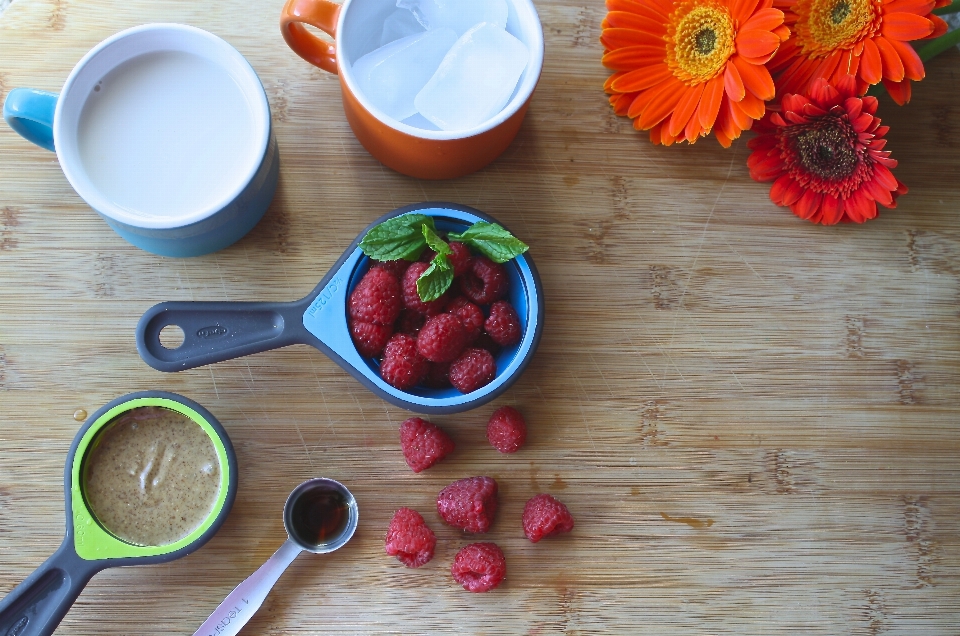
xmin=768 ymin=0 xmax=951 ymax=105
xmin=602 ymin=0 xmax=791 ymax=147
xmin=747 ymin=75 xmax=907 ymax=225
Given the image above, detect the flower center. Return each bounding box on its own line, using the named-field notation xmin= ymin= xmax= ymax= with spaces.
xmin=793 ymin=0 xmax=880 ymax=57
xmin=667 ymin=1 xmax=735 ymax=84
xmin=780 ymin=114 xmax=873 ymax=197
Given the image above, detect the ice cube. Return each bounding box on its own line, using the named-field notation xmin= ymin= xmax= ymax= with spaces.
xmin=414 ymin=22 xmax=529 ymax=132
xmin=352 ymin=28 xmax=458 ymax=122
xmin=381 ymin=8 xmax=425 ymax=46
xmin=397 ymin=0 xmax=508 ymax=36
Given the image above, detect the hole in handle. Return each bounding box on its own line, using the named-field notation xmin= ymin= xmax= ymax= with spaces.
xmin=159 ymin=325 xmax=185 ymax=350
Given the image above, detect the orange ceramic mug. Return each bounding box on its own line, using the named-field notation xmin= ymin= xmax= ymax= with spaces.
xmin=280 ymin=0 xmax=543 ymax=179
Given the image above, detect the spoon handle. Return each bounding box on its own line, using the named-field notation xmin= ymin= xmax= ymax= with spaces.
xmin=191 ymin=538 xmax=303 ymax=636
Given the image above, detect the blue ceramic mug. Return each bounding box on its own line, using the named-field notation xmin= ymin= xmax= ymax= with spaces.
xmin=2 ymin=24 xmax=278 ymax=257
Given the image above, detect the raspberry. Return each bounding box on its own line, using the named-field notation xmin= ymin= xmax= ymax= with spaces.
xmin=486 ymin=406 xmax=527 ymax=453
xmin=348 ymin=268 xmax=402 ymax=325
xmin=522 ymin=494 xmax=574 ymax=543
xmin=372 ymin=259 xmax=411 ymax=280
xmin=397 ymin=309 xmax=426 ymax=335
xmin=385 ymin=508 xmax=436 ymax=568
xmin=350 ymin=320 xmax=393 ymax=358
xmin=447 ymin=296 xmax=484 ymax=343
xmin=380 ymin=334 xmax=428 ymax=390
xmin=423 ymin=361 xmax=451 ymax=388
xmin=449 ymin=348 xmax=496 ymax=394
xmin=417 ymin=314 xmax=468 ymax=363
xmin=451 ymin=543 xmax=506 ymax=593
xmin=399 ymin=417 xmax=455 ymax=473
xmin=447 ymin=241 xmax=472 ymax=278
xmin=402 ymin=262 xmax=449 ymax=315
xmin=437 ymin=476 xmax=498 ymax=533
xmin=484 ymin=300 xmax=522 ymax=347
xmin=460 ymin=256 xmax=509 ymax=305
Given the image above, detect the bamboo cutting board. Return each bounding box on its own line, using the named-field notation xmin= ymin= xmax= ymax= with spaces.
xmin=1 ymin=0 xmax=959 ymax=633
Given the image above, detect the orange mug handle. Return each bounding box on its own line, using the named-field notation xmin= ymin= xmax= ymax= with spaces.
xmin=280 ymin=0 xmax=342 ymax=74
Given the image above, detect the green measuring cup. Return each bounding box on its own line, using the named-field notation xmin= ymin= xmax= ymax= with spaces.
xmin=0 ymin=391 xmax=238 ymax=636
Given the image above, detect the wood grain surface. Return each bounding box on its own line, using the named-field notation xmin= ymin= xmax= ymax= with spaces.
xmin=1 ymin=0 xmax=959 ymax=633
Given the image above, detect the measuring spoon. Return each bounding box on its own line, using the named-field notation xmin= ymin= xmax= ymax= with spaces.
xmin=0 ymin=392 xmax=238 ymax=636
xmin=136 ymin=202 xmax=544 ymax=414
xmin=191 ymin=478 xmax=358 ymax=636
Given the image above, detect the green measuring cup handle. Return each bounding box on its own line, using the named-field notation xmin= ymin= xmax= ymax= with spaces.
xmin=0 ymin=537 xmax=104 ymax=636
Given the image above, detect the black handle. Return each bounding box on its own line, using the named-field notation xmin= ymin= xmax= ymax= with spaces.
xmin=0 ymin=539 xmax=103 ymax=636
xmin=136 ymin=300 xmax=313 ymax=372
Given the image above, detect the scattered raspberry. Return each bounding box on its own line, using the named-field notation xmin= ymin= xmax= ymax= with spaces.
xmin=350 ymin=320 xmax=393 ymax=358
xmin=372 ymin=259 xmax=411 ymax=280
xmin=437 ymin=476 xmax=498 ymax=532
xmin=447 ymin=296 xmax=484 ymax=343
xmin=460 ymin=256 xmax=509 ymax=305
xmin=447 ymin=241 xmax=472 ymax=278
xmin=486 ymin=406 xmax=527 ymax=453
xmin=396 ymin=309 xmax=426 ymax=335
xmin=399 ymin=417 xmax=455 ymax=473
xmin=522 ymin=494 xmax=574 ymax=543
xmin=451 ymin=543 xmax=506 ymax=592
xmin=402 ymin=262 xmax=449 ymax=315
xmin=449 ymin=348 xmax=496 ymax=394
xmin=417 ymin=314 xmax=468 ymax=363
xmin=380 ymin=334 xmax=428 ymax=390
xmin=484 ymin=300 xmax=522 ymax=347
xmin=385 ymin=508 xmax=436 ymax=568
xmin=348 ymin=268 xmax=402 ymax=325
xmin=423 ymin=361 xmax=452 ymax=388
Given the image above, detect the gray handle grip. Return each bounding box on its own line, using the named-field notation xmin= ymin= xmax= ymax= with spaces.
xmin=136 ymin=300 xmax=313 ymax=372
xmin=0 ymin=539 xmax=102 ymax=636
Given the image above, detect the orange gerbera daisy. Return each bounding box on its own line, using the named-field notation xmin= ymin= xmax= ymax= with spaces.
xmin=747 ymin=75 xmax=907 ymax=224
xmin=768 ymin=0 xmax=951 ymax=105
xmin=602 ymin=0 xmax=791 ymax=147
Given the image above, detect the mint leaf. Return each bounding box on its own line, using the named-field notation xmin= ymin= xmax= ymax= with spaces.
xmin=416 ymin=254 xmax=454 ymax=302
xmin=422 ymin=224 xmax=452 ymax=256
xmin=447 ymin=222 xmax=529 ymax=263
xmin=358 ymin=213 xmax=434 ymax=261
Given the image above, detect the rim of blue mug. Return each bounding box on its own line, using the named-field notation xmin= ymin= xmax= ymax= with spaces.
xmin=52 ymin=23 xmax=271 ymax=231
xmin=337 ymin=0 xmax=545 ymax=140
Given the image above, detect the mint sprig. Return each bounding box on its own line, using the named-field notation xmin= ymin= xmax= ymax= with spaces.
xmin=358 ymin=213 xmax=434 ymax=262
xmin=416 ymin=254 xmax=453 ymax=302
xmin=359 ymin=215 xmax=528 ymax=302
xmin=446 ymin=222 xmax=529 ymax=264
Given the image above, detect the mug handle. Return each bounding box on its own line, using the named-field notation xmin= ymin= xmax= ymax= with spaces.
xmin=3 ymin=88 xmax=58 ymax=152
xmin=280 ymin=0 xmax=341 ymax=74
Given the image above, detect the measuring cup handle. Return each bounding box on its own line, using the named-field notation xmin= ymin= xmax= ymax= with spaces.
xmin=280 ymin=0 xmax=340 ymax=74
xmin=3 ymin=88 xmax=58 ymax=152
xmin=136 ymin=300 xmax=313 ymax=372
xmin=192 ymin=538 xmax=302 ymax=636
xmin=0 ymin=538 xmax=103 ymax=636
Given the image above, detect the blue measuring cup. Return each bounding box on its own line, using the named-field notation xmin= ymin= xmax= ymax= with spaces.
xmin=136 ymin=203 xmax=544 ymax=414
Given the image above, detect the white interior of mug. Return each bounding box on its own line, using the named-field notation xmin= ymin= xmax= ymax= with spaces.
xmin=54 ymin=24 xmax=270 ymax=230
xmin=338 ymin=0 xmax=544 ymax=140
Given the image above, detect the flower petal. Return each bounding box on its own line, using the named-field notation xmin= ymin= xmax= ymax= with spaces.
xmin=873 ymin=36 xmax=905 ymax=82
xmin=601 ymin=28 xmax=665 ymax=50
xmin=626 ymin=76 xmax=678 ymax=117
xmin=884 ymin=0 xmax=935 ymax=16
xmin=611 ymin=64 xmax=674 ymax=93
xmin=638 ymin=81 xmax=688 ymax=128
xmin=698 ymin=75 xmax=725 ymax=131
xmin=736 ymin=30 xmax=782 ymax=59
xmin=669 ymin=82 xmax=705 ymax=137
xmin=733 ymin=56 xmax=776 ymax=100
xmin=793 ymin=189 xmax=823 ymax=221
xmin=881 ymin=12 xmax=934 ymax=40
xmin=929 ymin=15 xmax=948 ymax=39
xmin=732 ymin=0 xmax=762 ymax=24
xmin=882 ymin=78 xmax=912 ymax=104
xmin=740 ymin=7 xmax=785 ymax=32
xmin=603 ymin=46 xmax=667 ymax=71
xmin=820 ymin=195 xmax=845 ymax=225
xmin=860 ymin=38 xmax=883 ymax=85
xmin=603 ymin=10 xmax=667 ymax=35
xmin=737 ymin=90 xmax=765 ymax=119
xmin=724 ymin=63 xmax=746 ymax=102
xmin=887 ymin=36 xmax=925 ymax=80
